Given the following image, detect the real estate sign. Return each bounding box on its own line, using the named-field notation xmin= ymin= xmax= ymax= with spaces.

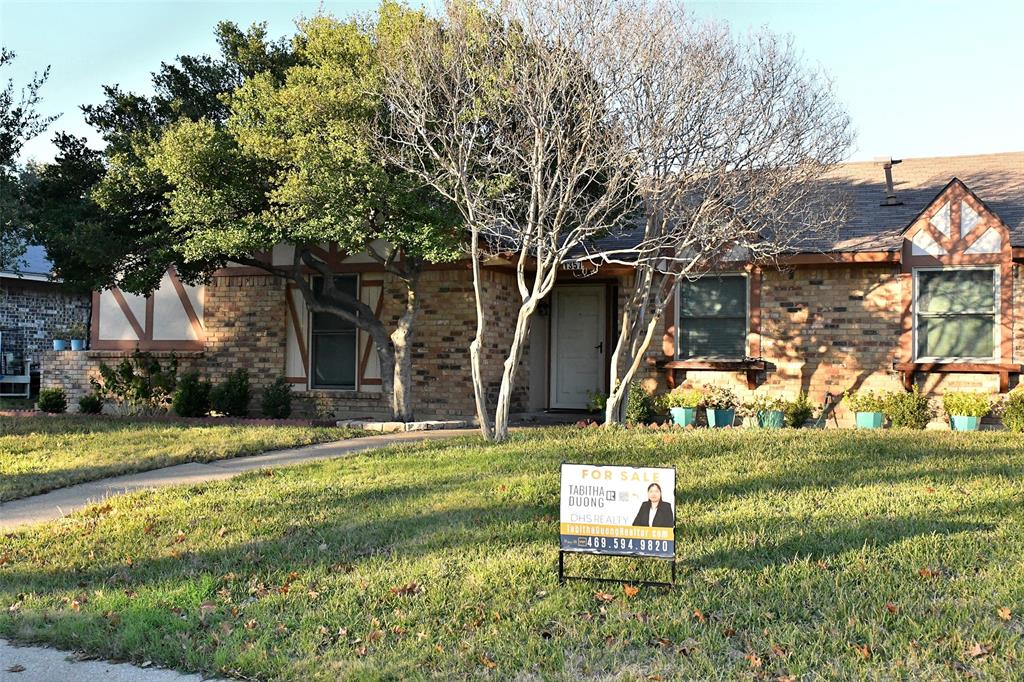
xmin=559 ymin=463 xmax=675 ymax=559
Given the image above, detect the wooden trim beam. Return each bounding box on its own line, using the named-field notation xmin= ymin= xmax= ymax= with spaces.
xmin=109 ymin=288 xmax=146 ymax=341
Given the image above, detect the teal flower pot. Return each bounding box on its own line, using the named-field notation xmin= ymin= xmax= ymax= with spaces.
xmin=52 ymin=339 xmax=66 ymax=351
xmin=706 ymin=408 xmax=735 ymax=428
xmin=950 ymin=415 xmax=980 ymax=432
xmin=70 ymin=339 xmax=85 ymax=351
xmin=855 ymin=411 xmax=884 ymax=429
xmin=758 ymin=410 xmax=785 ymax=429
xmin=669 ymin=407 xmax=697 ymax=428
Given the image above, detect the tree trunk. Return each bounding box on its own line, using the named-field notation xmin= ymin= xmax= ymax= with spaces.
xmin=469 ymin=230 xmax=494 ymax=441
xmin=390 ymin=273 xmax=419 ymax=422
xmin=604 ymin=309 xmax=663 ymax=426
xmin=492 ymin=300 xmax=536 ymax=442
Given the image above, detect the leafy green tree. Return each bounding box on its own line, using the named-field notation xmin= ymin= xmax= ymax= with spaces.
xmin=151 ymin=12 xmax=460 ymax=421
xmin=29 ymin=12 xmax=459 ymax=421
xmin=0 ymin=48 xmax=55 ymax=271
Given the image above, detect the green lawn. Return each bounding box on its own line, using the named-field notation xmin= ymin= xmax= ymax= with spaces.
xmin=2 ymin=427 xmax=1023 ymax=679
xmin=0 ymin=417 xmax=360 ymax=502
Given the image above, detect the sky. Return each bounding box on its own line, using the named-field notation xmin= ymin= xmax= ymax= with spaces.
xmin=2 ymin=0 xmax=1023 ymax=165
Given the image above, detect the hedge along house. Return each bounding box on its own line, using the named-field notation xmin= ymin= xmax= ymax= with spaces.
xmin=42 ymin=152 xmax=1024 ymax=424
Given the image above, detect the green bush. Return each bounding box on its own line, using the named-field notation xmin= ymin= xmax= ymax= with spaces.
xmin=91 ymin=350 xmax=178 ymax=416
xmin=261 ymin=377 xmax=293 ymax=419
xmin=701 ymin=385 xmax=738 ymax=410
xmin=586 ymin=391 xmax=607 ymax=414
xmin=625 ymin=381 xmax=653 ymax=425
xmin=942 ymin=392 xmax=992 ymax=419
xmin=211 ymin=369 xmax=251 ymax=417
xmin=661 ymin=389 xmax=703 ymax=410
xmin=883 ymin=387 xmax=935 ymax=430
xmin=844 ymin=390 xmax=885 ymax=414
xmin=785 ymin=392 xmax=816 ymax=428
xmin=37 ymin=387 xmax=67 ymax=414
xmin=172 ymin=371 xmax=212 ymax=418
xmin=77 ymin=393 xmax=104 ymax=415
xmin=1000 ymin=389 xmax=1024 ymax=432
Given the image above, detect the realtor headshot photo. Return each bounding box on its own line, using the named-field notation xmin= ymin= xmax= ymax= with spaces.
xmin=632 ymin=482 xmax=674 ymax=528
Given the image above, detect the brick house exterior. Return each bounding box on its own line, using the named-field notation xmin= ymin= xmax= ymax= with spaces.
xmin=1 ymin=245 xmax=91 ymax=395
xmin=43 ymin=152 xmax=1024 ymax=424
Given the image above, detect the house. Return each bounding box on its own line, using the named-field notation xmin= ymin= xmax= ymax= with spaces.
xmin=1 ymin=244 xmax=91 ymax=398
xmin=42 ymin=152 xmax=1024 ymax=424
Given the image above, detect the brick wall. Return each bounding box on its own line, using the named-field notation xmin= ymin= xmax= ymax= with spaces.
xmin=41 ymin=350 xmax=204 ymax=410
xmin=644 ymin=264 xmax=1024 ymax=427
xmin=305 ymin=267 xmax=530 ymax=420
xmin=203 ymin=273 xmax=288 ymax=396
xmin=0 ymin=279 xmax=90 ymax=375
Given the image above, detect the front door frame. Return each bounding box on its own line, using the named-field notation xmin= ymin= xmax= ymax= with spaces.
xmin=547 ymin=282 xmax=614 ymax=410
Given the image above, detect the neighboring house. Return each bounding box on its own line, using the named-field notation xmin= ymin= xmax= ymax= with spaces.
xmin=1 ymin=244 xmax=91 ymax=395
xmin=43 ymin=152 xmax=1024 ymax=423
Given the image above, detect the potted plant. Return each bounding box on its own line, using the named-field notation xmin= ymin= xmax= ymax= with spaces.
xmin=747 ymin=395 xmax=787 ymax=429
xmin=663 ymin=389 xmax=702 ymax=427
xmin=702 ymin=385 xmax=738 ymax=428
xmin=52 ymin=329 xmax=68 ymax=351
xmin=942 ymin=392 xmax=991 ymax=432
xmin=845 ymin=390 xmax=885 ymax=429
xmin=68 ymin=322 xmax=88 ymax=351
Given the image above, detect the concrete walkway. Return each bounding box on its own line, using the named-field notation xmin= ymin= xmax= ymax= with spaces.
xmin=0 ymin=639 xmax=207 ymax=681
xmin=0 ymin=429 xmax=475 ymax=532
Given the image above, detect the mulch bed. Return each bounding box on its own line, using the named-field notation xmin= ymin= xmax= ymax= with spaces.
xmin=0 ymin=409 xmax=339 ymax=428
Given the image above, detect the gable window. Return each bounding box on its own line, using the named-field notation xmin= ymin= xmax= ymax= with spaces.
xmin=676 ymin=275 xmax=748 ymax=359
xmin=310 ymin=275 xmax=359 ymax=390
xmin=914 ymin=268 xmax=997 ymax=361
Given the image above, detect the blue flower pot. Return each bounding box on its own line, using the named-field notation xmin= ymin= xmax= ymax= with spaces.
xmin=706 ymin=408 xmax=735 ymax=428
xmin=70 ymin=339 xmax=85 ymax=351
xmin=52 ymin=339 xmax=67 ymax=351
xmin=758 ymin=410 xmax=785 ymax=428
xmin=950 ymin=415 xmax=980 ymax=432
xmin=669 ymin=407 xmax=697 ymax=427
xmin=855 ymin=411 xmax=884 ymax=429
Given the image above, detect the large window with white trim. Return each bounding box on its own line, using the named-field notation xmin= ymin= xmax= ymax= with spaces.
xmin=676 ymin=275 xmax=748 ymax=359
xmin=310 ymin=275 xmax=359 ymax=389
xmin=914 ymin=267 xmax=998 ymax=361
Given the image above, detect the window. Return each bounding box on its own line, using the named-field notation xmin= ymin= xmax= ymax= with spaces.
xmin=914 ymin=268 xmax=997 ymax=360
xmin=676 ymin=275 xmax=748 ymax=359
xmin=310 ymin=275 xmax=359 ymax=389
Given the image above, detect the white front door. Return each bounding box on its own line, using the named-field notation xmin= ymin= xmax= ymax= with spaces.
xmin=550 ymin=285 xmax=606 ymax=409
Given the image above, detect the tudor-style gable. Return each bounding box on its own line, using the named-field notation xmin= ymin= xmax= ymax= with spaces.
xmin=902 ymin=178 xmax=1012 ymax=266
xmin=896 ymin=178 xmax=1018 ymax=391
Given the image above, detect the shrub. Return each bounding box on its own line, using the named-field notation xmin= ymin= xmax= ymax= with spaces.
xmin=37 ymin=387 xmax=67 ymax=413
xmin=883 ymin=387 xmax=935 ymax=430
xmin=91 ymin=350 xmax=178 ymax=416
xmin=844 ymin=390 xmax=885 ymax=414
xmin=701 ymin=385 xmax=738 ymax=411
xmin=586 ymin=391 xmax=608 ymax=414
xmin=625 ymin=381 xmax=653 ymax=425
xmin=172 ymin=371 xmax=211 ymax=418
xmin=211 ymin=369 xmax=251 ymax=417
xmin=261 ymin=377 xmax=293 ymax=419
xmin=77 ymin=393 xmax=104 ymax=414
xmin=785 ymin=392 xmax=816 ymax=428
xmin=661 ymin=389 xmax=703 ymax=410
xmin=1000 ymin=388 xmax=1024 ymax=432
xmin=942 ymin=392 xmax=991 ymax=419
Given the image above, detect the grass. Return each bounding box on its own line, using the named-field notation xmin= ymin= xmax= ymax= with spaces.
xmin=1 ymin=427 xmax=1023 ymax=679
xmin=0 ymin=416 xmax=360 ymax=502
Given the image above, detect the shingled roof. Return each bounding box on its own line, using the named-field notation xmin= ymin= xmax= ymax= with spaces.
xmin=821 ymin=151 xmax=1024 ymax=252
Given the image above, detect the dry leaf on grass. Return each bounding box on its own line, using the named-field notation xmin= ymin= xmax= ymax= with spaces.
xmin=998 ymin=607 xmax=1012 ymax=621
xmin=594 ymin=591 xmax=616 ymax=603
xmin=852 ymin=644 xmax=871 ymax=660
xmin=966 ymin=643 xmax=991 ymax=660
xmin=480 ymin=654 xmax=497 ymax=669
xmin=623 ymin=584 xmax=639 ymax=598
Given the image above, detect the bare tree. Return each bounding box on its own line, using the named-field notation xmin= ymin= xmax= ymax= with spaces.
xmin=573 ymin=2 xmax=853 ymax=424
xmin=378 ymin=0 xmax=637 ymax=441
